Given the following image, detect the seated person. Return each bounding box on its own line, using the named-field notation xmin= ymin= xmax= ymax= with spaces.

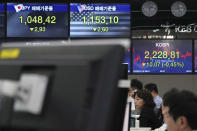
xmin=144 ymin=83 xmax=162 ymax=109
xmin=128 ymin=79 xmax=143 ymax=110
xmin=128 ymin=79 xmax=143 ymax=99
xmin=144 ymin=83 xmax=163 ymax=124
xmin=134 ymin=90 xmax=161 ymax=130
xmin=162 ymin=88 xmax=197 ymax=131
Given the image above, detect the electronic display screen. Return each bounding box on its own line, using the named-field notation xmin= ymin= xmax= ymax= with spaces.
xmin=0 ymin=3 xmax=5 ymax=38
xmin=70 ymin=3 xmax=130 ymax=38
xmin=7 ymin=3 xmax=68 ymax=38
xmin=123 ymin=48 xmax=131 ymax=73
xmin=133 ymin=40 xmax=192 ymax=74
xmin=195 ymin=41 xmax=197 ymax=73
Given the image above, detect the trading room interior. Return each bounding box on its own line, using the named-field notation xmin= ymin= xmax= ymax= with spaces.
xmin=0 ymin=0 xmax=197 ymax=131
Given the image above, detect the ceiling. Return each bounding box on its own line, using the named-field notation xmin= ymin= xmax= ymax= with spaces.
xmin=131 ymin=0 xmax=197 ymax=28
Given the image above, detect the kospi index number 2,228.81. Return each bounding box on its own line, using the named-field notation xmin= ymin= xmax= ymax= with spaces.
xmin=133 ymin=40 xmax=192 ymax=74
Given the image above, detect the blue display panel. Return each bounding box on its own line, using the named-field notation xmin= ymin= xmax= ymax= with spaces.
xmin=0 ymin=3 xmax=5 ymax=38
xmin=7 ymin=3 xmax=68 ymax=38
xmin=133 ymin=40 xmax=192 ymax=74
xmin=195 ymin=41 xmax=197 ymax=73
xmin=70 ymin=3 xmax=130 ymax=38
xmin=123 ymin=48 xmax=131 ymax=73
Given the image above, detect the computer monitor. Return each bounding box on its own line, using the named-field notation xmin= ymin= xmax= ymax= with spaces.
xmin=70 ymin=3 xmax=131 ymax=38
xmin=132 ymin=40 xmax=192 ymax=74
xmin=0 ymin=40 xmax=127 ymax=131
xmin=122 ymin=48 xmax=130 ymax=73
xmin=195 ymin=40 xmax=197 ymax=73
xmin=0 ymin=3 xmax=5 ymax=39
xmin=7 ymin=3 xmax=68 ymax=38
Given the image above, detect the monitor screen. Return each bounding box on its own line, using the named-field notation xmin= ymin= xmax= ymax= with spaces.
xmin=0 ymin=3 xmax=5 ymax=38
xmin=70 ymin=3 xmax=130 ymax=38
xmin=122 ymin=48 xmax=130 ymax=73
xmin=132 ymin=40 xmax=192 ymax=74
xmin=7 ymin=3 xmax=68 ymax=38
xmin=0 ymin=41 xmax=127 ymax=131
xmin=195 ymin=40 xmax=197 ymax=73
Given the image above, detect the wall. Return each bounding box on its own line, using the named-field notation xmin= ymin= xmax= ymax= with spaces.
xmin=128 ymin=75 xmax=197 ymax=97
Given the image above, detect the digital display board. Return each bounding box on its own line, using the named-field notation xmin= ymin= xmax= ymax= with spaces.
xmin=70 ymin=3 xmax=130 ymax=38
xmin=0 ymin=3 xmax=5 ymax=38
xmin=133 ymin=40 xmax=192 ymax=74
xmin=7 ymin=3 xmax=68 ymax=38
xmin=195 ymin=41 xmax=197 ymax=73
xmin=123 ymin=48 xmax=131 ymax=73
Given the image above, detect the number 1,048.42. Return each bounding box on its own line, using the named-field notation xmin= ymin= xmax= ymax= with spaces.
xmin=19 ymin=16 xmax=56 ymax=24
